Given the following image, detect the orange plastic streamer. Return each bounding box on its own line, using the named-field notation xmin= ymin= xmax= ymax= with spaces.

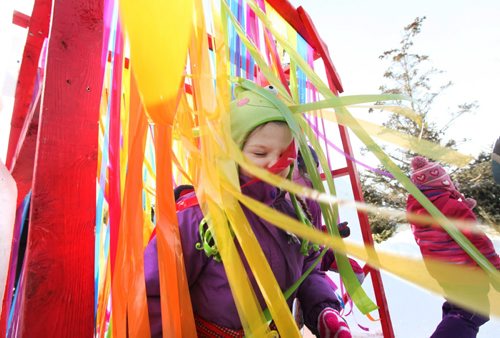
xmin=190 ymin=2 xmax=268 ymax=332
xmin=154 ymin=124 xmax=196 ymax=337
xmin=114 ymin=72 xmax=150 ymax=337
xmin=120 ymin=0 xmax=197 ymax=335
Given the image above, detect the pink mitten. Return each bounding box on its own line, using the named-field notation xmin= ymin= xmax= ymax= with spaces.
xmin=317 ymin=307 xmax=352 ymax=338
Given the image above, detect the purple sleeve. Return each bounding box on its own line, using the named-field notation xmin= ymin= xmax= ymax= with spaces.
xmin=299 ymin=199 xmax=341 ymax=334
xmin=177 ymin=206 xmax=210 ymax=286
xmin=306 ymin=198 xmax=322 ymax=229
xmin=144 ymin=205 xmax=208 ymax=337
xmin=144 ymin=238 xmax=162 ymax=338
xmin=298 ymin=249 xmax=340 ymax=335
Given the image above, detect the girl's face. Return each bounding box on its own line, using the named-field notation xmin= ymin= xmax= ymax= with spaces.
xmin=241 ymin=122 xmax=293 ymax=179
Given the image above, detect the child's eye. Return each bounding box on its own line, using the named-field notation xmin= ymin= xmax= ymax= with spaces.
xmin=253 ymin=152 xmax=266 ymax=157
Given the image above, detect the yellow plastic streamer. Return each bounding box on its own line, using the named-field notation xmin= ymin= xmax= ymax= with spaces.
xmin=120 ymin=0 xmax=199 ymax=336
xmin=111 ymin=71 xmax=150 ymax=338
xmin=225 ymin=182 xmax=500 ymax=318
xmin=107 ymin=3 xmax=500 ymax=338
xmin=188 ymin=2 xmax=285 ymax=334
xmin=246 ymin=0 xmax=496 ymax=279
xmin=306 ymin=107 xmax=472 ymax=167
xmin=247 ymin=0 xmax=472 ymax=167
xmin=120 ymin=0 xmax=194 ymax=125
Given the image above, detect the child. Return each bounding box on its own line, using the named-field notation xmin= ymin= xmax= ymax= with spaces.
xmin=144 ymin=86 xmax=351 ymax=337
xmin=407 ymin=156 xmax=500 ymax=338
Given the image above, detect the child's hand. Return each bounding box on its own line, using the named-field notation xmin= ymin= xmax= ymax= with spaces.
xmin=317 ymin=307 xmax=352 ymax=338
xmin=321 ymin=221 xmax=350 ymax=238
xmin=337 ymin=221 xmax=350 ymax=238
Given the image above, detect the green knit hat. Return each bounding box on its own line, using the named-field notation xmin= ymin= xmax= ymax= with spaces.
xmin=230 ymin=86 xmax=287 ymax=148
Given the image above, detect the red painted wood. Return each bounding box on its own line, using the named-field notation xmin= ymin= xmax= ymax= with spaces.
xmin=338 ymin=126 xmax=395 ymax=338
xmin=266 ymin=0 xmax=313 ymax=46
xmin=321 ymin=167 xmax=350 ymax=180
xmin=296 ymin=7 xmax=343 ymax=94
xmin=254 ymin=1 xmax=343 ymax=92
xmin=5 ymin=0 xmax=51 ymax=169
xmin=12 ymin=10 xmax=31 ymax=29
xmin=9 ymin=91 xmax=41 ymax=206
xmin=14 ymin=0 xmax=104 ymax=336
xmin=0 ymin=88 xmax=40 ymax=334
xmin=288 ymin=2 xmax=394 ymax=336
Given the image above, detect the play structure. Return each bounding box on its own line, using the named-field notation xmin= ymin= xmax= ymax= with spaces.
xmin=1 ymin=0 xmax=498 ymax=337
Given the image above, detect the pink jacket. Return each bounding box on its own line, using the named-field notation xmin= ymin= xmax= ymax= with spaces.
xmin=407 ymin=188 xmax=500 ymax=269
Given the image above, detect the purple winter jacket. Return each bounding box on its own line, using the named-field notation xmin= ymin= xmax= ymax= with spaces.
xmin=144 ymin=177 xmax=340 ymax=337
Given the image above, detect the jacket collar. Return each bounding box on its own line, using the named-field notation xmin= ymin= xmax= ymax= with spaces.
xmin=240 ymin=175 xmax=279 ymax=205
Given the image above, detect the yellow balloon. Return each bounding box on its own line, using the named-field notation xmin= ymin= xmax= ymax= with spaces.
xmin=120 ymin=0 xmax=194 ymax=125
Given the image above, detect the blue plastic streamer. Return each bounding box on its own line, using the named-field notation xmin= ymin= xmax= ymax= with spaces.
xmin=94 ymin=0 xmax=118 ymax=319
xmin=296 ymin=35 xmax=308 ymax=104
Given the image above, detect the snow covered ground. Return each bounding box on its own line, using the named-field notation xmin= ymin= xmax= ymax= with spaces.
xmin=324 ymin=226 xmax=500 ymax=338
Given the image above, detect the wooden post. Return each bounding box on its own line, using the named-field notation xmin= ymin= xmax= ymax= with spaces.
xmin=296 ymin=6 xmax=396 ymax=338
xmin=5 ymin=0 xmax=51 ymax=170
xmin=13 ymin=0 xmax=104 ymax=336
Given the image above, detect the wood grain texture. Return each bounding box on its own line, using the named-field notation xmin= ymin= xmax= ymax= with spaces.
xmin=15 ymin=0 xmax=104 ymax=336
xmin=5 ymin=0 xmax=51 ymax=169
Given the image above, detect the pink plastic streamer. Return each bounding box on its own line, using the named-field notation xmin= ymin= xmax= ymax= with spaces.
xmin=107 ymin=19 xmax=124 ymax=273
xmin=306 ymin=118 xmax=394 ymax=178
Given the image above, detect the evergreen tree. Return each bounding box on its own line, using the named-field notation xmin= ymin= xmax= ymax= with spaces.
xmin=452 ymin=152 xmax=500 ymax=233
xmin=362 ymin=17 xmax=478 ymax=241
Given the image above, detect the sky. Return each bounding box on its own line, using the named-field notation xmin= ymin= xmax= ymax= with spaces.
xmin=0 ymin=0 xmax=34 ymax=163
xmin=290 ymin=0 xmax=500 ymax=160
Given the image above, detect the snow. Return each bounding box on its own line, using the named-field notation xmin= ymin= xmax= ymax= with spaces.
xmin=325 ymin=226 xmax=500 ymax=337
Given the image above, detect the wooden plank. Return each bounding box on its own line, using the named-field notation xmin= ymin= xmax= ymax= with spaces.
xmin=0 ymin=163 xmax=17 ymax=329
xmin=296 ymin=7 xmax=343 ymax=93
xmin=338 ymin=126 xmax=395 ymax=338
xmin=266 ymin=0 xmax=313 ymax=46
xmin=0 ymin=96 xmax=40 ymax=336
xmin=5 ymin=0 xmax=51 ymax=169
xmin=9 ymin=92 xmax=41 ymax=206
xmin=15 ymin=0 xmax=104 ymax=336
xmin=12 ymin=11 xmax=31 ymax=29
xmin=289 ymin=2 xmax=393 ymax=336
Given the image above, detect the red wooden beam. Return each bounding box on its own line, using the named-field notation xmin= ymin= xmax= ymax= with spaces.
xmin=14 ymin=0 xmax=104 ymax=336
xmin=271 ymin=1 xmax=395 ymax=331
xmin=12 ymin=10 xmax=31 ymax=29
xmin=0 ymin=97 xmax=39 ymax=336
xmin=337 ymin=127 xmax=395 ymax=338
xmin=5 ymin=0 xmax=51 ymax=169
xmin=266 ymin=0 xmax=313 ymax=46
xmin=265 ymin=0 xmax=341 ymax=90
xmin=320 ymin=167 xmax=350 ymax=180
xmin=9 ymin=90 xmax=41 ymax=206
xmin=296 ymin=7 xmax=343 ymax=94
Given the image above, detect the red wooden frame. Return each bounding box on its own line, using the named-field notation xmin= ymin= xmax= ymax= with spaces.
xmin=2 ymin=0 xmax=104 ymax=336
xmin=3 ymin=0 xmax=394 ymax=337
xmin=267 ymin=2 xmax=395 ymax=337
xmin=12 ymin=11 xmax=31 ymax=29
xmin=5 ymin=0 xmax=51 ymax=171
xmin=0 ymin=95 xmax=39 ymax=334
